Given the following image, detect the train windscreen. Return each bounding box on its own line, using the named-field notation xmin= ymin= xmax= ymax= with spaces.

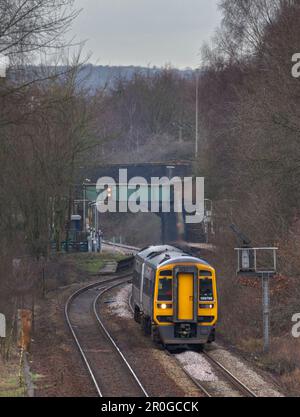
xmin=199 ymin=279 xmax=213 ymax=301
xmin=158 ymin=278 xmax=172 ymax=301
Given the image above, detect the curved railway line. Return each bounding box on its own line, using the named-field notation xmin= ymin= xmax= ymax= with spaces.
xmin=201 ymin=351 xmax=257 ymax=397
xmin=65 ymin=242 xmax=260 ymax=397
xmin=170 ymin=351 xmax=257 ymax=398
xmin=93 ymin=282 xmax=148 ymax=396
xmin=115 ymin=241 xmax=258 ymax=398
xmin=65 ymin=272 xmax=149 ymax=397
xmin=128 ymin=289 xmax=256 ymax=397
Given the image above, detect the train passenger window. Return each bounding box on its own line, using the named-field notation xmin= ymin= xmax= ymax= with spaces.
xmin=157 ymin=278 xmax=172 ymax=301
xmin=143 ymin=277 xmax=152 ymax=295
xmin=199 ymin=279 xmax=213 ymax=301
xmin=134 ymin=259 xmax=141 ymax=272
xmin=149 ymin=269 xmax=155 ymax=281
xmin=132 ymin=270 xmax=140 ymax=288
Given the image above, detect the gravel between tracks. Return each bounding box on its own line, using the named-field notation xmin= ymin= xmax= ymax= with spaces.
xmin=99 ymin=284 xmax=203 ymax=397
xmin=175 ymin=351 xmax=218 ymax=382
xmin=107 ymin=283 xmax=284 ymax=398
xmin=31 ymin=275 xmax=284 ymax=397
xmin=206 ymin=347 xmax=283 ymax=397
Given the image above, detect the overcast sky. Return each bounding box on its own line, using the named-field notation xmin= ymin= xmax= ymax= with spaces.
xmin=69 ymin=0 xmax=222 ymax=69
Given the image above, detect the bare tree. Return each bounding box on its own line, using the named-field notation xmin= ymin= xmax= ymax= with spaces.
xmin=0 ymin=0 xmax=79 ymax=59
xmin=197 ymin=0 xmax=300 ymax=363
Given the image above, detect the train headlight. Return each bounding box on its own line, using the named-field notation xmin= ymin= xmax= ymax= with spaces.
xmin=157 ymin=303 xmax=172 ymax=310
xmin=199 ymin=304 xmax=214 ymax=309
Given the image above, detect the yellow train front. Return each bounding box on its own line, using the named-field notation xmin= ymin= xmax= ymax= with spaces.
xmin=132 ymin=245 xmax=217 ymax=347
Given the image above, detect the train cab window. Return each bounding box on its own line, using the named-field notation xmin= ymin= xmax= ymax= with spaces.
xmin=199 ymin=270 xmax=212 ymax=277
xmin=157 ymin=278 xmax=172 ymax=301
xmin=159 ymin=270 xmax=173 ymax=277
xmin=199 ymin=279 xmax=214 ymax=301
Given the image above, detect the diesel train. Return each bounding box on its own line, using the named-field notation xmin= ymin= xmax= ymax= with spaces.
xmin=131 ymin=245 xmax=218 ymax=347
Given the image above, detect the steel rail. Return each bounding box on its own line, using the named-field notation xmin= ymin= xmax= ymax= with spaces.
xmin=169 ymin=352 xmax=212 ymax=397
xmin=202 ymin=351 xmax=257 ymax=397
xmin=102 ymin=241 xmax=140 ymax=255
xmin=93 ymin=281 xmax=149 ymax=397
xmin=112 ymin=242 xmax=257 ymax=397
xmin=64 ymin=272 xmax=132 ymax=397
xmin=128 ymin=292 xmax=210 ymax=397
xmin=128 ymin=288 xmax=255 ymax=397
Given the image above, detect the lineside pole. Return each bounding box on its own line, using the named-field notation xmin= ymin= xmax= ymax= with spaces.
xmin=262 ymin=272 xmax=270 ymax=353
xmin=195 ymin=71 xmax=199 ymax=159
xmin=83 ymin=184 xmax=86 ymax=232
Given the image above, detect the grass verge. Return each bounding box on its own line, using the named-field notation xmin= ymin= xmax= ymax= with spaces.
xmin=72 ymin=252 xmax=127 ymax=274
xmin=0 ymin=350 xmax=25 ymax=397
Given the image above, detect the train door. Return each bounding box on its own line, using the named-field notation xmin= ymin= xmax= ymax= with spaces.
xmin=174 ymin=266 xmax=198 ymax=323
xmin=177 ymin=273 xmax=194 ymax=320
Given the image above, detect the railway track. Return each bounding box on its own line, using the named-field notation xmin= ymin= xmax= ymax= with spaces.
xmin=201 ymin=351 xmax=257 ymax=397
xmin=127 ymin=293 xmax=207 ymax=397
xmin=172 ymin=349 xmax=257 ymax=398
xmin=93 ymin=282 xmax=148 ymax=396
xmin=65 ymin=272 xmax=149 ymax=397
xmin=128 ymin=278 xmax=256 ymax=398
xmin=106 ymin=242 xmax=258 ymax=398
xmin=164 ymin=334 xmax=258 ymax=398
xmin=102 ymin=240 xmax=139 ymax=256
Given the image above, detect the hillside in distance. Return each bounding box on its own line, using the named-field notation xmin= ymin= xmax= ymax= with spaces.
xmin=76 ymin=64 xmax=195 ymax=91
xmin=9 ymin=64 xmax=197 ymax=92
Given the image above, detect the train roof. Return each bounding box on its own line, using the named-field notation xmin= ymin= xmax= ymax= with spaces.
xmin=137 ymin=245 xmax=211 ymax=269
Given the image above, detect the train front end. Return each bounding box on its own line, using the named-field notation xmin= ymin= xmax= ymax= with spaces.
xmin=153 ymin=258 xmax=217 ymax=346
